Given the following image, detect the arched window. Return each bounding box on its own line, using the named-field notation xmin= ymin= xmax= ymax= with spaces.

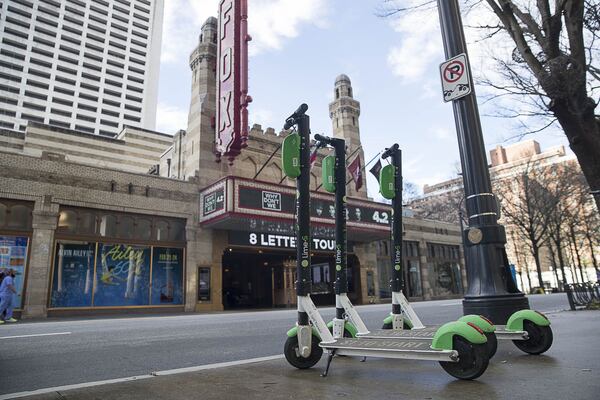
xmin=78 ymin=212 xmax=97 ymax=235
xmin=99 ymin=214 xmax=117 ymax=237
xmin=118 ymin=216 xmax=135 ymax=239
xmin=155 ymin=220 xmax=169 ymax=241
xmin=169 ymin=221 xmax=185 ymax=242
xmin=8 ymin=205 xmax=32 ymax=230
xmin=135 ymin=218 xmax=152 ymax=240
xmin=57 ymin=210 xmax=77 ymax=233
xmin=0 ymin=203 xmax=6 ymax=227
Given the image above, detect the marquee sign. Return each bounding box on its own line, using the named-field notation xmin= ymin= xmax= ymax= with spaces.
xmin=215 ymin=0 xmax=251 ymax=165
xmin=198 ymin=177 xmax=391 ymax=242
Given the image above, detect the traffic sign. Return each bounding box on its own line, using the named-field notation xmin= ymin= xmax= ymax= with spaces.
xmin=439 ymin=53 xmax=471 ymax=102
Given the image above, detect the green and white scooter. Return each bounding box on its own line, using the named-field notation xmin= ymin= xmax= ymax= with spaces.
xmin=281 ymin=104 xmax=490 ymax=380
xmin=363 ymin=145 xmax=553 ymax=358
xmin=315 ymin=135 xmax=495 ymax=364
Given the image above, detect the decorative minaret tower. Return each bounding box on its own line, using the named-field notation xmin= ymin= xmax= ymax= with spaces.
xmin=183 ymin=17 xmax=225 ymax=185
xmin=329 ymin=74 xmax=367 ymax=198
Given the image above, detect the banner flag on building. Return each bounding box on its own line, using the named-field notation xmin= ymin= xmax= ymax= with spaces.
xmin=309 ymin=146 xmax=318 ymax=166
xmin=348 ymin=155 xmax=363 ymax=191
xmin=369 ymin=159 xmax=382 ymax=183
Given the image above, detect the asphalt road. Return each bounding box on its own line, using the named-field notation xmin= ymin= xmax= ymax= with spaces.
xmin=0 ymin=293 xmax=568 ymax=395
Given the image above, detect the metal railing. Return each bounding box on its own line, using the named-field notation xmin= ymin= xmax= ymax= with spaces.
xmin=565 ymin=283 xmax=600 ymax=310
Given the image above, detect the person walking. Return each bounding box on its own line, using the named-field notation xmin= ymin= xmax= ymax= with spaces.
xmin=0 ymin=268 xmax=18 ymax=324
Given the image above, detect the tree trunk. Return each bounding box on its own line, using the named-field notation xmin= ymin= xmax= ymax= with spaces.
xmin=555 ymin=240 xmax=568 ymax=286
xmin=569 ymin=224 xmax=587 ymax=283
xmin=531 ymin=246 xmax=545 ymax=289
xmin=547 ymin=243 xmax=562 ymax=290
xmin=550 ymin=99 xmax=600 ymax=212
xmin=585 ymin=231 xmax=599 ymax=279
xmin=567 ymin=239 xmax=579 ymax=283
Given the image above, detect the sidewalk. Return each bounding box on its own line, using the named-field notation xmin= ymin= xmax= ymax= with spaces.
xmin=10 ymin=310 xmax=600 ymax=400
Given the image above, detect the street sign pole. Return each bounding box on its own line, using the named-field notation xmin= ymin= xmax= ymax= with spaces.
xmin=437 ymin=0 xmax=529 ymax=323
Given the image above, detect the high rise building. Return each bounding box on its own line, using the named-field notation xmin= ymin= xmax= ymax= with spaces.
xmin=0 ymin=0 xmax=164 ymax=136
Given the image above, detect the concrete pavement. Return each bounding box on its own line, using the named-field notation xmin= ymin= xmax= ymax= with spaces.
xmin=3 ymin=308 xmax=599 ymax=400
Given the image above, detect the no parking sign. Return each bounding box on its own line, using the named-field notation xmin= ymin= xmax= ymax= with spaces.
xmin=439 ymin=53 xmax=472 ymax=102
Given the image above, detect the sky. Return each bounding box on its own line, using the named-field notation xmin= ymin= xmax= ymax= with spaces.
xmin=155 ymin=0 xmax=571 ymax=199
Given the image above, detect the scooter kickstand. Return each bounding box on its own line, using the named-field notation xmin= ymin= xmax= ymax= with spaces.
xmin=321 ymin=350 xmax=336 ymax=377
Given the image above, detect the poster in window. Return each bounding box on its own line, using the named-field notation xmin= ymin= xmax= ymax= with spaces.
xmin=0 ymin=236 xmax=29 ymax=308
xmin=94 ymin=243 xmax=151 ymax=306
xmin=151 ymin=247 xmax=184 ymax=305
xmin=198 ymin=267 xmax=210 ymax=301
xmin=50 ymin=242 xmax=95 ymax=308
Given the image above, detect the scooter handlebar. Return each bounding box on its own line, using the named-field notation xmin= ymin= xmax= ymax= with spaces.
xmin=283 ymin=103 xmax=309 ymax=129
xmin=314 ymin=134 xmax=331 ymax=143
xmin=381 ymin=143 xmax=400 ymax=159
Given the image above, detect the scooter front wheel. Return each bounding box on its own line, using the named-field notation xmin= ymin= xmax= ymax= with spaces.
xmin=439 ymin=336 xmax=489 ymax=380
xmin=513 ymin=320 xmax=553 ymax=355
xmin=484 ymin=332 xmax=498 ymax=359
xmin=284 ymin=334 xmax=323 ymax=369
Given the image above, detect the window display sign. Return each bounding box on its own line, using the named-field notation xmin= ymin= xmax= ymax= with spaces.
xmin=202 ymin=187 xmax=225 ymax=217
xmin=198 ymin=267 xmax=211 ymax=301
xmin=151 ymin=247 xmax=184 ymax=305
xmin=94 ymin=243 xmax=151 ymax=307
xmin=50 ymin=242 xmax=95 ymax=308
xmin=0 ymin=236 xmax=28 ymax=309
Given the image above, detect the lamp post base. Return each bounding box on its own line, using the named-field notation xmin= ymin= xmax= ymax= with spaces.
xmin=463 ymin=294 xmax=530 ymax=325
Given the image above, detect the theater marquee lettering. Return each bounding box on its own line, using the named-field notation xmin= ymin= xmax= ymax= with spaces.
xmin=237 ymin=186 xmax=390 ymax=226
xmin=229 ymin=231 xmax=353 ymax=252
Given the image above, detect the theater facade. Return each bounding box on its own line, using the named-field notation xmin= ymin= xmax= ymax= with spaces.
xmin=0 ymin=18 xmax=465 ymax=319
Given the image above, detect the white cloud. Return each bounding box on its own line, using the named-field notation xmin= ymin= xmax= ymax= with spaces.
xmin=160 ymin=0 xmax=331 ymax=63
xmin=432 ymin=126 xmax=451 ymax=140
xmin=156 ymin=102 xmax=188 ymax=134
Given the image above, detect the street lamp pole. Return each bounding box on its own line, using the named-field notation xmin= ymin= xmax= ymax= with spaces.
xmin=437 ymin=0 xmax=529 ymax=323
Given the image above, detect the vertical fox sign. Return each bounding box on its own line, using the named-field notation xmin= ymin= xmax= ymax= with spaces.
xmin=215 ymin=0 xmax=251 ymax=165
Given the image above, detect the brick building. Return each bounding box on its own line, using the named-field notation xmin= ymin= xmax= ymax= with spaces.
xmin=0 ymin=17 xmax=467 ymax=318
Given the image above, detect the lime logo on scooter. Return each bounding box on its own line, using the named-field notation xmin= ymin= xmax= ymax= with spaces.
xmin=394 ymin=245 xmax=401 ymax=271
xmin=301 ymin=235 xmax=310 ymax=267
xmin=335 ymin=244 xmax=342 ymax=271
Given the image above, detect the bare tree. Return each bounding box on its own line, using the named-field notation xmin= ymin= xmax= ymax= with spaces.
xmin=496 ymin=160 xmax=558 ymax=288
xmin=380 ymin=1 xmax=600 ymax=211
xmin=407 ymin=186 xmax=465 ymax=223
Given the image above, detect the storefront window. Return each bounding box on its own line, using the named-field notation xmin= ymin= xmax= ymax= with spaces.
xmin=427 ymin=243 xmax=463 ymax=297
xmin=117 ymin=216 xmax=135 ymax=239
xmin=0 ymin=236 xmax=29 ymax=308
xmin=407 ymin=259 xmax=422 ymax=297
xmin=311 ymin=263 xmax=330 ymax=294
xmin=50 ymin=242 xmax=95 ymax=308
xmin=151 ymin=247 xmax=184 ymax=305
xmin=49 ymin=242 xmax=185 ymax=308
xmin=94 ymin=243 xmax=151 ymax=307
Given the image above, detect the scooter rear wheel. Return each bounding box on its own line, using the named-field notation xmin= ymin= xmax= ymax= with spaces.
xmin=284 ymin=334 xmax=323 ymax=369
xmin=513 ymin=320 xmax=553 ymax=355
xmin=439 ymin=336 xmax=489 ymax=380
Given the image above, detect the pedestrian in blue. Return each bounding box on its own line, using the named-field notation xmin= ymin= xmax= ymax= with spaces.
xmin=0 ymin=268 xmax=18 ymax=324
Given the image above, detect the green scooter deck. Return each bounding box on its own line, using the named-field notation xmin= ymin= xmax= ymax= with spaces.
xmin=319 ymin=337 xmax=456 ymax=362
xmin=360 ymin=325 xmax=527 ymax=341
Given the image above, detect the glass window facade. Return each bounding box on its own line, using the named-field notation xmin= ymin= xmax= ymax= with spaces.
xmin=427 ymin=243 xmax=463 ymax=297
xmin=50 ymin=242 xmax=184 ymax=308
xmin=50 ymin=206 xmax=187 ymax=309
xmin=0 ymin=235 xmax=29 ymax=309
xmin=377 ymin=241 xmax=421 ymax=298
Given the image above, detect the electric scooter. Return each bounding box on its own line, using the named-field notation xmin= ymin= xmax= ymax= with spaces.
xmin=281 ymin=104 xmax=490 ymax=380
xmin=362 ymin=145 xmax=553 ymax=358
xmin=315 ymin=135 xmax=495 ymax=360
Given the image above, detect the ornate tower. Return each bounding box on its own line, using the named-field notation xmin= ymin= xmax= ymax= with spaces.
xmin=329 ymin=74 xmax=367 ymax=198
xmin=182 ymin=17 xmax=225 ymax=185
